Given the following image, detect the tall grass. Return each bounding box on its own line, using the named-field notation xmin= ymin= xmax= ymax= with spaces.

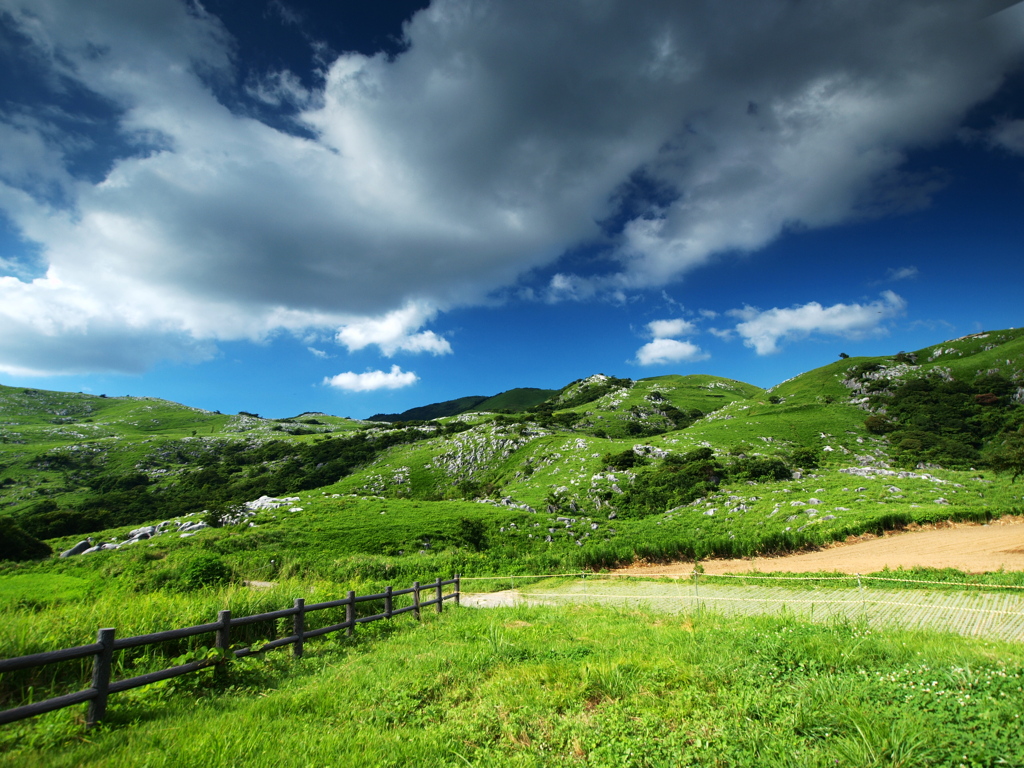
xmin=3 ymin=605 xmax=1022 ymax=767
xmin=0 ymin=578 xmax=396 ymax=710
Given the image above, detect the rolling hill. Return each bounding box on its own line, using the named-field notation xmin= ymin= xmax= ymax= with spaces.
xmin=1 ymin=327 xmax=1022 ymax=575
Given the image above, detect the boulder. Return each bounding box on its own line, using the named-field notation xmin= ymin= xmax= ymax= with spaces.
xmin=59 ymin=538 xmax=93 ymax=558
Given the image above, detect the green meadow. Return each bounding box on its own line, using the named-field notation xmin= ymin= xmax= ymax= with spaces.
xmin=3 ymin=605 xmax=1023 ymax=767
xmin=2 ymin=327 xmax=1024 ymax=762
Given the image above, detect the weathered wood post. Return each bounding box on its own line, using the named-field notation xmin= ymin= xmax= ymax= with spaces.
xmin=435 ymin=578 xmax=443 ymax=614
xmin=215 ymin=609 xmax=232 ymax=679
xmin=413 ymin=581 xmax=421 ymax=621
xmin=454 ymin=574 xmax=460 ymax=607
xmin=346 ymin=590 xmax=355 ymax=638
xmin=293 ymin=598 xmax=305 ymax=658
xmin=384 ymin=586 xmax=393 ymax=619
xmin=215 ymin=610 xmax=232 ymax=652
xmin=86 ymin=628 xmax=115 ymax=727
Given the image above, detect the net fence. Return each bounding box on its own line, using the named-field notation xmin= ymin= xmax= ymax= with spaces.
xmin=461 ymin=572 xmax=1024 ymax=642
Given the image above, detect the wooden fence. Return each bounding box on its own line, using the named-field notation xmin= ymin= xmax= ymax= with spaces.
xmin=0 ymin=575 xmax=459 ymax=728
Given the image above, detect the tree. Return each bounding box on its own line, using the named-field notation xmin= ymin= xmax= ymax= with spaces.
xmin=839 ymin=352 xmax=850 ymax=359
xmin=988 ymin=430 xmax=1024 ymax=483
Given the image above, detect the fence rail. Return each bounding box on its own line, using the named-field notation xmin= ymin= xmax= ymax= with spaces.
xmin=0 ymin=575 xmax=460 ymax=727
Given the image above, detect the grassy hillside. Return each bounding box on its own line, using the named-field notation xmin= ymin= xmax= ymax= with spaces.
xmin=3 ymin=328 xmax=1024 ymax=758
xmin=2 ymin=327 xmax=1023 ymax=569
xmin=368 ymin=395 xmax=490 ymax=423
xmin=471 ymin=387 xmax=558 ymax=413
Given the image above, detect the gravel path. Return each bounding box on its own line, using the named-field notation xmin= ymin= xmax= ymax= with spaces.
xmin=461 ymin=581 xmax=1024 ymax=642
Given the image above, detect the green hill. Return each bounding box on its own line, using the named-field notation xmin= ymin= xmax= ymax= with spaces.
xmin=470 ymin=387 xmax=558 ymax=412
xmin=1 ymin=326 xmax=1023 ymax=576
xmin=3 ymin=328 xmax=1024 ymax=763
xmin=368 ymin=395 xmax=490 ymax=422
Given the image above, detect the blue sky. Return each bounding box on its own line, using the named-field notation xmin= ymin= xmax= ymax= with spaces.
xmin=1 ymin=0 xmax=1023 ymax=419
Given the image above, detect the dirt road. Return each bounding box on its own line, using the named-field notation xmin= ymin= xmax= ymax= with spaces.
xmin=614 ymin=517 xmax=1024 ymax=576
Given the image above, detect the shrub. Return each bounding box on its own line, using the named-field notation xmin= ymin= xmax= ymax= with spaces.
xmin=0 ymin=516 xmax=52 ymax=561
xmin=729 ymin=457 xmax=791 ymax=482
xmin=865 ymin=415 xmax=896 ymax=434
xmin=602 ymin=449 xmax=646 ymax=471
xmin=788 ymin=446 xmax=820 ymax=469
xmin=176 ymin=552 xmax=232 ymax=590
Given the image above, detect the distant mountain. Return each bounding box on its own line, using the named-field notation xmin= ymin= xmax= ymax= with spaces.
xmin=369 ymin=388 xmax=559 ymax=422
xmin=470 ymin=388 xmax=559 ymax=413
xmin=368 ymin=395 xmax=490 ymax=423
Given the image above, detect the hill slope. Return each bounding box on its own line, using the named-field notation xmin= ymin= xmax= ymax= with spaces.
xmin=1 ymin=327 xmax=1023 ymax=576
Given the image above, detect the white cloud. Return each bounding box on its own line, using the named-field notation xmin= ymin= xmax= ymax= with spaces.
xmin=323 ymin=365 xmax=419 ymax=392
xmin=0 ymin=0 xmax=1019 ymax=374
xmin=635 ymin=338 xmax=709 ymax=366
xmin=335 ymin=301 xmax=451 ymax=356
xmin=636 ymin=316 xmax=707 ymax=364
xmin=990 ymin=119 xmax=1024 ymax=154
xmin=732 ymin=291 xmax=906 ymax=355
xmin=885 ymin=266 xmax=920 ymax=281
xmin=307 ymin=347 xmax=331 ymax=359
xmin=647 ymin=318 xmax=697 ymax=339
xmin=246 ymin=69 xmax=314 ymax=108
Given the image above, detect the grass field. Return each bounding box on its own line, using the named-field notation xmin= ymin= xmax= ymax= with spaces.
xmin=3 ymin=327 xmax=1024 ymax=764
xmin=2 ymin=604 xmax=1023 ymax=767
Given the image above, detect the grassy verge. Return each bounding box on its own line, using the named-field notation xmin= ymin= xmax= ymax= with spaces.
xmin=2 ymin=605 xmax=1022 ymax=767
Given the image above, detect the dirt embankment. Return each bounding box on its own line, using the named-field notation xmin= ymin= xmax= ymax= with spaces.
xmin=614 ymin=516 xmax=1024 ymax=576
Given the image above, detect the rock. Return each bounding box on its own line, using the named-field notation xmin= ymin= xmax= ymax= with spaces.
xmin=607 ymin=511 xmax=617 ymax=520
xmin=60 ymin=539 xmax=93 ymax=558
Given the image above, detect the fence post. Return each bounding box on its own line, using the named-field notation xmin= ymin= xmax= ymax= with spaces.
xmin=413 ymin=582 xmax=421 ymax=621
xmin=384 ymin=586 xmax=393 ymax=619
xmin=436 ymin=579 xmax=443 ymax=614
xmin=346 ymin=591 xmax=355 ymax=638
xmin=293 ymin=598 xmax=305 ymax=658
xmin=454 ymin=574 xmax=460 ymax=607
xmin=693 ymin=570 xmax=700 ymax=614
xmin=215 ymin=609 xmax=232 ymax=679
xmin=86 ymin=628 xmax=115 ymax=727
xmin=216 ymin=610 xmax=232 ymax=653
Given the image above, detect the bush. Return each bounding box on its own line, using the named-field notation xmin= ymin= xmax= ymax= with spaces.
xmin=614 ymin=448 xmax=723 ymax=518
xmin=864 ymin=415 xmax=896 ymax=434
xmin=175 ymin=552 xmax=232 ymax=590
xmin=729 ymin=457 xmax=791 ymax=482
xmin=602 ymin=449 xmax=646 ymax=471
xmin=0 ymin=516 xmax=52 ymax=561
xmin=788 ymin=446 xmax=820 ymax=469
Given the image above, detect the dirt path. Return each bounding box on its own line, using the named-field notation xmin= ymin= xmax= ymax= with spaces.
xmin=614 ymin=517 xmax=1024 ymax=576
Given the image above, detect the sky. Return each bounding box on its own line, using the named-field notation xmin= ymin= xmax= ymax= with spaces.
xmin=0 ymin=0 xmax=1023 ymax=420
